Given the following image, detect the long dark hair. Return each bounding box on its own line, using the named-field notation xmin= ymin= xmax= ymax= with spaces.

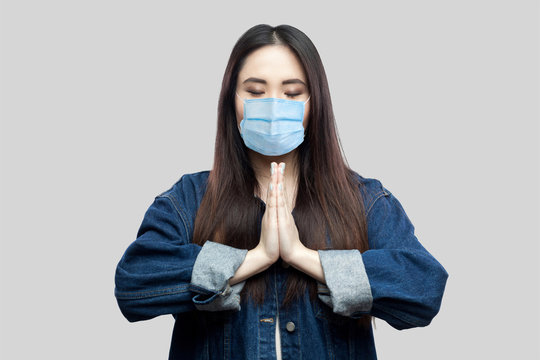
xmin=192 ymin=24 xmax=372 ymax=329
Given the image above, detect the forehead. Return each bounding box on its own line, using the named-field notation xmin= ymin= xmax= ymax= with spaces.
xmin=238 ymin=45 xmax=307 ymax=84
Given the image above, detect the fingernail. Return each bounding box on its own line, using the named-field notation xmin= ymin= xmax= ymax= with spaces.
xmin=271 ymin=163 xmax=275 ymax=175
xmin=278 ymin=183 xmax=282 ymax=191
xmin=270 ymin=183 xmax=273 ymax=191
xmin=280 ymin=163 xmax=285 ymax=174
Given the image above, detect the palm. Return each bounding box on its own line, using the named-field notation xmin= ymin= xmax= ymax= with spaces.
xmin=259 ymin=162 xmax=304 ymax=265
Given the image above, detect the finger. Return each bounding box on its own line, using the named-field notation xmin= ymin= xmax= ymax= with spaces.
xmin=277 ymin=164 xmax=290 ymax=220
xmin=265 ymin=163 xmax=275 ymax=197
xmin=265 ymin=173 xmax=278 ymax=231
xmin=264 ymin=163 xmax=271 ymax=204
xmin=267 ymin=162 xmax=278 ymax=209
xmin=279 ymin=163 xmax=290 ymax=213
xmin=279 ymin=163 xmax=291 ymax=210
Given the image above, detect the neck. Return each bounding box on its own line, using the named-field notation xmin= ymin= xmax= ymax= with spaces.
xmin=248 ymin=149 xmax=299 ymax=194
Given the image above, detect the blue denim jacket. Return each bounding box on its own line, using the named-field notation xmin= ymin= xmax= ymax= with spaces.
xmin=114 ymin=170 xmax=449 ymax=359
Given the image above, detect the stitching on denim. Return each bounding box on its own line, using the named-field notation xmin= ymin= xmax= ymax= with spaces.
xmin=272 ymin=262 xmax=280 ymax=358
xmin=164 ymin=193 xmax=188 ymax=234
xmin=366 ymin=191 xmax=384 ymax=216
xmin=157 ymin=188 xmax=171 ymax=198
xmin=168 ymin=191 xmax=193 ymax=236
xmin=115 ymin=284 xmax=190 ymax=300
xmin=189 ymin=283 xmax=217 ymax=295
xmin=192 ymin=293 xmax=220 ymax=304
xmin=366 ymin=185 xmax=391 ymax=216
xmin=159 ymin=193 xmax=191 ymax=239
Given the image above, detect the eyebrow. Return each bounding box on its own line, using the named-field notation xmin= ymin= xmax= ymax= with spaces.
xmin=242 ymin=77 xmax=307 ymax=87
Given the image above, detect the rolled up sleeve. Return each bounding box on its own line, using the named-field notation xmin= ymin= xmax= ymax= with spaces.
xmin=114 ymin=191 xmax=249 ymax=323
xmin=315 ymin=181 xmax=448 ymax=329
xmin=316 ymin=249 xmax=373 ymax=317
xmin=189 ymin=241 xmax=248 ymax=311
xmin=364 ymin=184 xmax=448 ymax=329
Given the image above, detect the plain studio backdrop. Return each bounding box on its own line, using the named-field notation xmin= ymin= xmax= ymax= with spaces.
xmin=1 ymin=1 xmax=539 ymax=359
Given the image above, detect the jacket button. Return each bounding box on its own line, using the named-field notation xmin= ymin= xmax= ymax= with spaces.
xmin=286 ymin=321 xmax=295 ymax=332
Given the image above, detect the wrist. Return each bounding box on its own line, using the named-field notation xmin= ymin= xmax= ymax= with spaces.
xmin=288 ymin=246 xmax=326 ymax=283
xmin=252 ymin=245 xmax=275 ymax=270
xmin=286 ymin=243 xmax=308 ymax=267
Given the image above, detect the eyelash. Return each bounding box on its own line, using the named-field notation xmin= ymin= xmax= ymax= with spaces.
xmin=247 ymin=90 xmax=301 ymax=98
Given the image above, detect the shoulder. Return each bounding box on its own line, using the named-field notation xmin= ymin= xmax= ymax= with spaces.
xmin=154 ymin=169 xmax=211 ymax=216
xmin=348 ymin=169 xmax=392 ymax=216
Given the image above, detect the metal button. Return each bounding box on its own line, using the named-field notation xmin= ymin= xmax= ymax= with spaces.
xmin=286 ymin=321 xmax=295 ymax=332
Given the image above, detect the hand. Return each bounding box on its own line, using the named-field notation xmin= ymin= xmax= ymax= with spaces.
xmin=255 ymin=162 xmax=280 ymax=265
xmin=276 ymin=162 xmax=306 ymax=264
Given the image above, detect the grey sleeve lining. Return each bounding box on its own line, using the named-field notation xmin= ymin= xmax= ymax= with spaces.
xmin=316 ymin=249 xmax=373 ymax=317
xmin=190 ymin=241 xmax=248 ymax=311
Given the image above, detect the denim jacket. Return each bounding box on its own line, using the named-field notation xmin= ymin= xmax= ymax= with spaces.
xmin=114 ymin=170 xmax=449 ymax=360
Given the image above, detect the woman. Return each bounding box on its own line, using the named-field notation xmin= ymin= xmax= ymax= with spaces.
xmin=114 ymin=24 xmax=449 ymax=360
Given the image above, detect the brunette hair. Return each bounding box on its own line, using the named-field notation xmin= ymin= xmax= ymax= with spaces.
xmin=192 ymin=24 xmax=372 ymax=329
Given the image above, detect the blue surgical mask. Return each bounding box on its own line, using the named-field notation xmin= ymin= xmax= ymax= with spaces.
xmin=236 ymin=92 xmax=311 ymax=156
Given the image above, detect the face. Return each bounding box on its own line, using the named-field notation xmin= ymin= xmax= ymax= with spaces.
xmin=235 ymin=45 xmax=311 ymax=131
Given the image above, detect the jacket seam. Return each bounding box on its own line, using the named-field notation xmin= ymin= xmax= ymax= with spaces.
xmin=189 ymin=283 xmax=219 ymax=296
xmin=115 ymin=284 xmax=190 ymax=300
xmin=366 ymin=191 xmax=386 ymax=216
xmin=158 ymin=193 xmax=191 ymax=239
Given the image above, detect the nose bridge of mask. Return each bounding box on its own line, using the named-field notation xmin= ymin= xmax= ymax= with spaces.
xmin=251 ymin=99 xmax=303 ymax=122
xmin=236 ymin=93 xmax=307 ymax=122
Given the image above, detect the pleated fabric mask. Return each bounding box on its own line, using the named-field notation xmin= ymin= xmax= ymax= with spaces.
xmin=236 ymin=92 xmax=310 ymax=156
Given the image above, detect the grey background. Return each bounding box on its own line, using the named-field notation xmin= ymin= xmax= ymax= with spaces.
xmin=1 ymin=1 xmax=539 ymax=359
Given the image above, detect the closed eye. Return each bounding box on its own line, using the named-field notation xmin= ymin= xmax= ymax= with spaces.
xmin=246 ymin=90 xmax=301 ymax=98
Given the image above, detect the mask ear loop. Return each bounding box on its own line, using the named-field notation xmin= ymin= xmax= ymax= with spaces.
xmin=235 ymin=92 xmax=245 ymax=102
xmin=235 ymin=92 xmax=245 ymax=134
xmin=303 ymin=95 xmax=311 ymax=137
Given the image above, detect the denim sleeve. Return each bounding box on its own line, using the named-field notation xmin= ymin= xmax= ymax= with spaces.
xmin=114 ymin=195 xmax=247 ymax=322
xmin=316 ymin=186 xmax=449 ymax=330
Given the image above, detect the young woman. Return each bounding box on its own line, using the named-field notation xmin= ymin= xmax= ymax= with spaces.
xmin=114 ymin=24 xmax=449 ymax=360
